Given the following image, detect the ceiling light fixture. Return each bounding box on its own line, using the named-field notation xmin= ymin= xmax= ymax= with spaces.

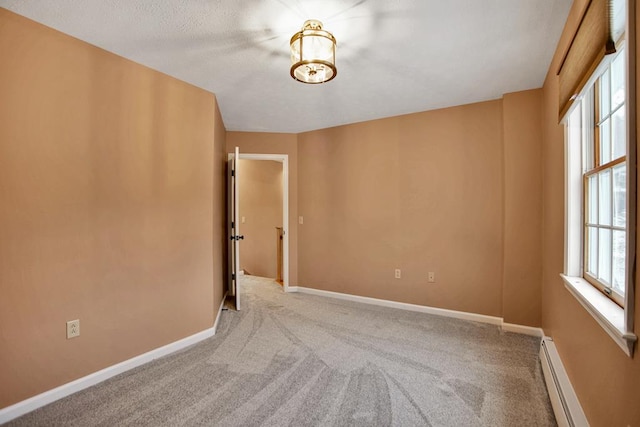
xmin=290 ymin=20 xmax=337 ymax=84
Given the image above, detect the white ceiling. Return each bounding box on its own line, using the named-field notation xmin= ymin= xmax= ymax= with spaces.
xmin=0 ymin=0 xmax=572 ymax=133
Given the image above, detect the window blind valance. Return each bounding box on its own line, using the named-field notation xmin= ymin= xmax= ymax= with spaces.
xmin=558 ymin=0 xmax=608 ymax=120
xmin=557 ymin=0 xmax=623 ymax=121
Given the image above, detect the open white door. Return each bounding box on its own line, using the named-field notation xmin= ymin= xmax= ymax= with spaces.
xmin=227 ymin=147 xmax=242 ymax=310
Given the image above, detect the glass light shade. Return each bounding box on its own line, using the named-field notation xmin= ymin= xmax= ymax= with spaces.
xmin=290 ymin=20 xmax=337 ymax=84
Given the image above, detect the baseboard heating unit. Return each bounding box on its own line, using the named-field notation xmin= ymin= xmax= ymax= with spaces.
xmin=539 ymin=337 xmax=589 ymax=427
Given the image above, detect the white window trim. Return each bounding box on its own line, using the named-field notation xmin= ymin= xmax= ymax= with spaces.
xmin=561 ymin=5 xmax=637 ymax=357
xmin=560 ymin=275 xmax=635 ymax=356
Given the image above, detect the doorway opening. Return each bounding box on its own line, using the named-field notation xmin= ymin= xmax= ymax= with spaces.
xmin=227 ymin=151 xmax=290 ymax=310
xmin=238 ymin=158 xmax=284 ymax=284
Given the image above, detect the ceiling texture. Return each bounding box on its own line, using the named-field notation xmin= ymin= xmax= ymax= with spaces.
xmin=1 ymin=0 xmax=573 ymax=133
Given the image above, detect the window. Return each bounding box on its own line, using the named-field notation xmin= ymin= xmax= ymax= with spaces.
xmin=583 ymin=51 xmax=627 ymax=307
xmin=562 ymin=44 xmax=637 ymax=357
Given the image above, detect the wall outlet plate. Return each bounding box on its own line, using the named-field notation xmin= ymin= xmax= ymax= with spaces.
xmin=66 ymin=319 xmax=80 ymax=339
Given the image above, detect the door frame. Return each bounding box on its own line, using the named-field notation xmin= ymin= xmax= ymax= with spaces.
xmin=227 ymin=147 xmax=241 ymax=309
xmin=231 ymin=153 xmax=290 ymax=291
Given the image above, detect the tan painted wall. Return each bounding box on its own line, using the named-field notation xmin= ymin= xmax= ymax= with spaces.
xmin=238 ymin=160 xmax=283 ymax=278
xmin=10 ymin=1 xmax=634 ymax=421
xmin=541 ymin=1 xmax=640 ymax=425
xmin=502 ymin=90 xmax=543 ymax=326
xmin=297 ymin=102 xmax=505 ymax=317
xmin=227 ymin=132 xmax=299 ymax=285
xmin=0 ymin=9 xmax=226 ymax=409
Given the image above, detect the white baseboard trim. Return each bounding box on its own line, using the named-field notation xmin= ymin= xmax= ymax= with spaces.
xmin=213 ymin=291 xmax=228 ymax=334
xmin=501 ymin=322 xmax=544 ymax=337
xmin=293 ymin=286 xmax=503 ymax=325
xmin=291 ymin=286 xmax=545 ymax=336
xmin=0 ymin=293 xmax=228 ymax=424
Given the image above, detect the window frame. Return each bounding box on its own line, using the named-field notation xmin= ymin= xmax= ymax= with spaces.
xmin=582 ymin=51 xmax=628 ymax=308
xmin=560 ymin=25 xmax=637 ymax=357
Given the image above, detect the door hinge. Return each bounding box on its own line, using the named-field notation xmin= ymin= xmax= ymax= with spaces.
xmin=231 ymin=221 xmax=235 ymax=229
xmin=231 ymin=169 xmax=235 ymax=177
xmin=232 ymin=273 xmax=235 ymax=280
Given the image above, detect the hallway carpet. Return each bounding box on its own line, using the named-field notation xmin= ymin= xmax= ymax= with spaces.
xmin=9 ymin=276 xmax=555 ymax=426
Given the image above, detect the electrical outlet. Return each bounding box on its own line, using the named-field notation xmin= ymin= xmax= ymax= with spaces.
xmin=66 ymin=319 xmax=80 ymax=339
xmin=428 ymin=272 xmax=435 ymax=283
xmin=395 ymin=269 xmax=401 ymax=279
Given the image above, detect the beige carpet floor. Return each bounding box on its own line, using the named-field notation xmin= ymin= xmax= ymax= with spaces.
xmin=8 ymin=275 xmax=556 ymax=426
